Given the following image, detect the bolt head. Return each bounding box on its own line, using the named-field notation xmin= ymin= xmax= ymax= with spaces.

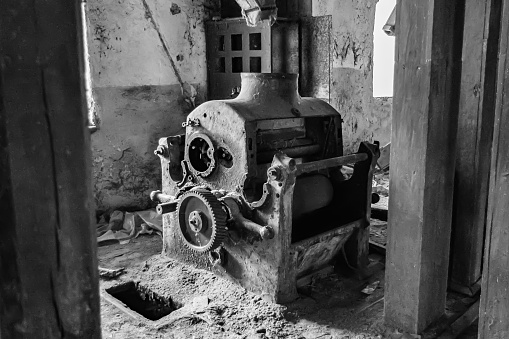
xmin=267 ymin=167 xmax=281 ymax=181
xmin=188 ymin=211 xmax=204 ymax=232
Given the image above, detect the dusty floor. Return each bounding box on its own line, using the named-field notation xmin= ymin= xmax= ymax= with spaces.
xmin=98 ymin=235 xmax=479 ymax=339
xmin=98 ymin=235 xmax=394 ymax=339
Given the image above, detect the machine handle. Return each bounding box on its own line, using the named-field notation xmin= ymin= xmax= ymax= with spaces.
xmin=295 ymin=153 xmax=368 ymax=176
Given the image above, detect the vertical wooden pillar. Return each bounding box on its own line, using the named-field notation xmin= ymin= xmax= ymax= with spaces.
xmin=450 ymin=0 xmax=495 ymax=296
xmin=479 ymin=0 xmax=509 ymax=337
xmin=0 ymin=0 xmax=101 ymax=338
xmin=384 ymin=0 xmax=464 ymax=334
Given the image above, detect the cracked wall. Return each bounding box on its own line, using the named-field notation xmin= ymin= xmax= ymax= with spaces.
xmin=314 ymin=0 xmax=392 ymax=153
xmin=87 ymin=0 xmax=218 ymax=211
xmin=86 ymin=0 xmax=391 ymax=211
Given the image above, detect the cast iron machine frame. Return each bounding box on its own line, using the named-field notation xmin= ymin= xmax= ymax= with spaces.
xmin=152 ymin=73 xmax=379 ymax=303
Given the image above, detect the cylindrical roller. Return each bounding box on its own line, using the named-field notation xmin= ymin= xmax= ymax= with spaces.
xmin=292 ymin=174 xmax=334 ymax=219
xmin=257 ymin=144 xmax=321 ymax=163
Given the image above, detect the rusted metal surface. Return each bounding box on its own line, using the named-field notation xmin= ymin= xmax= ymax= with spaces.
xmin=154 ymin=73 xmax=379 ymax=303
xmin=229 ymin=73 xmax=339 ymax=120
xmin=257 ymin=144 xmax=320 ymax=163
xmin=299 ymin=15 xmax=332 ymax=101
xmin=156 ymin=201 xmax=178 ymax=215
xmin=292 ymin=175 xmax=334 ymax=219
xmin=176 ymin=189 xmax=228 ymax=253
xmin=205 ymin=19 xmax=298 ymax=100
xmin=295 ymin=153 xmax=368 ymax=175
xmin=223 ymin=197 xmax=274 ymax=240
xmin=291 ymin=220 xmax=361 ymax=278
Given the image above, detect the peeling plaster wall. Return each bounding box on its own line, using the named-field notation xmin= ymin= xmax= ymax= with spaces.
xmin=86 ymin=0 xmax=217 ymax=211
xmin=313 ymin=0 xmax=392 ymax=153
xmin=86 ymin=0 xmax=391 ymax=210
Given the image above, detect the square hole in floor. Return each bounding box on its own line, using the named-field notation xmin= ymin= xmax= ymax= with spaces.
xmin=105 ymin=281 xmax=181 ymax=321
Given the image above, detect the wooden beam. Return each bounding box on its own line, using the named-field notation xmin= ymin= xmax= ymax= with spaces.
xmin=479 ymin=0 xmax=509 ymax=337
xmin=384 ymin=0 xmax=464 ymax=334
xmin=0 ymin=0 xmax=101 ymax=338
xmin=449 ymin=0 xmax=495 ymax=295
xmin=442 ymin=300 xmax=480 ymax=339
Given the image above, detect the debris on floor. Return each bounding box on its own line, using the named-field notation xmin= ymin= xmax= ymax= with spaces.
xmin=98 ymin=232 xmax=477 ymax=338
xmin=99 ymin=236 xmax=395 ymax=339
xmin=369 ymin=219 xmax=388 ymax=248
xmin=99 ymin=266 xmax=126 ymax=279
xmin=96 ymin=208 xmax=162 ymax=244
xmin=361 ymin=281 xmax=381 ymax=295
xmin=376 ymin=143 xmax=391 ymax=173
xmin=372 ymin=171 xmax=390 ymax=206
xmin=371 ymin=169 xmax=389 ymax=250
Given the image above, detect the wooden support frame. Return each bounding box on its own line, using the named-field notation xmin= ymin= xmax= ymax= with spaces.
xmin=449 ymin=0 xmax=495 ymax=296
xmin=384 ymin=0 xmax=464 ymax=334
xmin=479 ymin=0 xmax=509 ymax=337
xmin=0 ymin=0 xmax=101 ymax=337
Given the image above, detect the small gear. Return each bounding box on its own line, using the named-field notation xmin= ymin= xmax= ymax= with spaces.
xmin=176 ymin=188 xmax=227 ymax=252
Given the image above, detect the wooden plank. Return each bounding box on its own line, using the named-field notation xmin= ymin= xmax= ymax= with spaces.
xmin=479 ymin=0 xmax=509 ymax=337
xmin=0 ymin=0 xmax=101 ymax=337
xmin=449 ymin=0 xmax=494 ymax=294
xmin=421 ymin=297 xmax=480 ymax=339
xmin=436 ymin=300 xmax=480 ymax=339
xmin=384 ymin=0 xmax=464 ymax=333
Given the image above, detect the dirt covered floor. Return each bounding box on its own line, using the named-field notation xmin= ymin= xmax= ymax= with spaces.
xmin=98 ymin=235 xmax=480 ymax=339
xmin=98 ymin=235 xmax=395 ymax=339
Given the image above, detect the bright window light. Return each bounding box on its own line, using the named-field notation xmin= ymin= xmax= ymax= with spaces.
xmin=373 ymin=0 xmax=396 ymax=97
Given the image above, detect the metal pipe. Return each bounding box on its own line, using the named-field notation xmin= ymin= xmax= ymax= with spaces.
xmin=223 ymin=198 xmax=274 ymax=240
xmin=150 ymin=190 xmax=174 ymax=203
xmin=295 ymin=153 xmax=368 ymax=175
xmin=156 ymin=201 xmax=178 ymax=215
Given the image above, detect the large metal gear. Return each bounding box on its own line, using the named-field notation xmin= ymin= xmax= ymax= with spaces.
xmin=176 ymin=188 xmax=227 ymax=252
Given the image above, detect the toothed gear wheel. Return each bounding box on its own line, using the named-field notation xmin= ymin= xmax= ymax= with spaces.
xmin=176 ymin=189 xmax=227 ymax=252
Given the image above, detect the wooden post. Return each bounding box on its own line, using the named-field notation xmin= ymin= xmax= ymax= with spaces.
xmin=384 ymin=0 xmax=464 ymax=334
xmin=479 ymin=0 xmax=509 ymax=337
xmin=0 ymin=0 xmax=101 ymax=338
xmin=449 ymin=0 xmax=495 ymax=296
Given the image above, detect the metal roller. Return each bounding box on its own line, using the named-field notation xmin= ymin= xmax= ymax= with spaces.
xmin=292 ymin=174 xmax=334 ymax=219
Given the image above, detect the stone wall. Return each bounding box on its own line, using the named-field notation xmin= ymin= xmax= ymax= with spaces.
xmin=86 ymin=0 xmax=218 ymax=211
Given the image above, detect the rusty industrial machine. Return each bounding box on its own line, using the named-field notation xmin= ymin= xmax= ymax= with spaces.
xmin=152 ymin=73 xmax=379 ymax=303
